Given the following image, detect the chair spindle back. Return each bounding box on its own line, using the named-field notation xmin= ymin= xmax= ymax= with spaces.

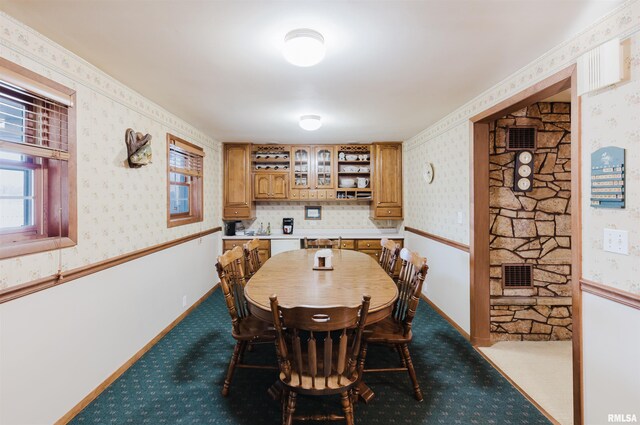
xmin=379 ymin=238 xmax=400 ymax=277
xmin=270 ymin=295 xmax=371 ymax=391
xmin=243 ymin=238 xmax=262 ymax=278
xmin=393 ymin=248 xmax=429 ymax=337
xmin=216 ymin=246 xmax=250 ymax=333
xmin=304 ymin=237 xmax=342 ymax=249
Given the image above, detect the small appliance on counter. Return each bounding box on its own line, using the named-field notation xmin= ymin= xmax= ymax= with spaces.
xmin=235 ymin=221 xmax=246 ymax=236
xmin=224 ymin=221 xmax=238 ymax=236
xmin=283 ymin=218 xmax=294 ymax=234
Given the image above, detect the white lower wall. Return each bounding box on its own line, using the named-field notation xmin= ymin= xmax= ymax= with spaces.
xmin=0 ymin=232 xmax=221 ymax=425
xmin=582 ymin=292 xmax=640 ymax=425
xmin=404 ymin=231 xmax=471 ymax=334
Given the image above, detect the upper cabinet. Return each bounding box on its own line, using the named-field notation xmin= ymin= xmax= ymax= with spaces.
xmin=221 ymin=142 xmax=403 ymax=220
xmin=313 ymin=146 xmax=335 ymax=189
xmin=254 ymin=173 xmax=289 ymax=200
xmin=252 ymin=145 xmax=290 ymax=201
xmin=223 ymin=143 xmax=254 ymax=219
xmin=371 ymin=142 xmax=403 ymax=219
xmin=291 ymin=146 xmax=311 ymax=190
xmin=336 ymin=145 xmax=372 ymax=201
xmin=290 ymin=146 xmax=336 ymax=201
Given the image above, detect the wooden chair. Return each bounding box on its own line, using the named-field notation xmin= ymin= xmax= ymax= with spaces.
xmin=243 ymin=238 xmax=263 ymax=278
xmin=379 ymin=238 xmax=400 ymax=277
xmin=304 ymin=237 xmax=342 ymax=249
xmin=359 ymin=248 xmax=428 ymax=401
xmin=270 ymin=294 xmax=371 ymax=425
xmin=215 ymin=246 xmax=276 ymax=396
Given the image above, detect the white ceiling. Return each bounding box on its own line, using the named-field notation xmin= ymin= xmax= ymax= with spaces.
xmin=0 ymin=0 xmax=623 ymax=144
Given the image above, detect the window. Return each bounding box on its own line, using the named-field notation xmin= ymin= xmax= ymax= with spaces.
xmin=0 ymin=59 xmax=76 ymax=259
xmin=167 ymin=133 xmax=204 ymax=227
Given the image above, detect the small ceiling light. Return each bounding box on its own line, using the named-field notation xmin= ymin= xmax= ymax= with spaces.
xmin=283 ymin=28 xmax=325 ymax=67
xmin=299 ymin=115 xmax=322 ymax=131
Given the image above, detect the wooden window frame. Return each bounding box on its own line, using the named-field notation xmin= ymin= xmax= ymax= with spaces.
xmin=0 ymin=58 xmax=76 ymax=260
xmin=166 ymin=133 xmax=204 ymax=228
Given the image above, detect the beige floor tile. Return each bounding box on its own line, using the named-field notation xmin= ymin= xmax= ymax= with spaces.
xmin=479 ymin=341 xmax=573 ymax=425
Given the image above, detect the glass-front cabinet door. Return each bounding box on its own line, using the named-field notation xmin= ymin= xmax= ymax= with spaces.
xmin=313 ymin=146 xmax=334 ymax=189
xmin=291 ymin=146 xmax=311 ymax=189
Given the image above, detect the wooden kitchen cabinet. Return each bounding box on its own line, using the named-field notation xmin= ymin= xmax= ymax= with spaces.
xmin=222 ymin=142 xmax=402 ymax=210
xmin=371 ymin=142 xmax=403 ymax=219
xmin=291 ymin=146 xmax=311 ymax=190
xmin=223 ymin=143 xmax=254 ymax=219
xmin=290 ymin=146 xmax=336 ymax=200
xmin=253 ymin=173 xmax=289 ymax=200
xmin=313 ymin=146 xmax=335 ymax=189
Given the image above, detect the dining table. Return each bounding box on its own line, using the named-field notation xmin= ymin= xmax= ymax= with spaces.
xmin=244 ymin=248 xmax=399 ymax=402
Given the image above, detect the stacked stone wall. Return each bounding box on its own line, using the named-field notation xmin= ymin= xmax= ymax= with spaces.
xmin=489 ymin=102 xmax=572 ymax=341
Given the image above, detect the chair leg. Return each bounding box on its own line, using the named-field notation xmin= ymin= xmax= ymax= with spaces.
xmin=238 ymin=340 xmax=249 ymax=363
xmin=358 ymin=342 xmax=368 ymax=375
xmin=401 ymin=343 xmax=423 ymax=401
xmin=341 ymin=391 xmax=355 ymax=425
xmin=353 ymin=342 xmax=368 ymax=402
xmin=284 ymin=391 xmax=297 ymax=425
xmin=396 ymin=345 xmax=406 ymax=367
xmin=222 ymin=341 xmax=243 ymax=397
xmin=280 ymin=388 xmax=288 ymax=424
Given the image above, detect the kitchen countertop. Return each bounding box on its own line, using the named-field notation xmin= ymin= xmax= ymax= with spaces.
xmin=221 ymin=229 xmax=405 ymax=240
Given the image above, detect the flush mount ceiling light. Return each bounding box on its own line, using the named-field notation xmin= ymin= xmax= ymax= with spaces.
xmin=283 ymin=28 xmax=325 ymax=67
xmin=299 ymin=115 xmax=322 ymax=131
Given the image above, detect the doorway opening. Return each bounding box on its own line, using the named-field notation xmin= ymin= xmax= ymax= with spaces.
xmin=469 ymin=65 xmax=581 ymax=425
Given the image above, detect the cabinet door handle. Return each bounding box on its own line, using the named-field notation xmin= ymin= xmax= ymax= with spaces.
xmin=235 ymin=211 xmax=238 ymax=214
xmin=388 ymin=210 xmax=391 ymax=214
xmin=366 ymin=243 xmax=370 ymax=247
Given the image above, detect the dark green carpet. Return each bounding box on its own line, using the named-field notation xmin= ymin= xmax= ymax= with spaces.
xmin=70 ymin=289 xmax=550 ymax=424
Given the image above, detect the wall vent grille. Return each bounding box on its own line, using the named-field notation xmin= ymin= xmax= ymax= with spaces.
xmin=503 ymin=264 xmax=533 ymax=288
xmin=507 ymin=127 xmax=536 ymax=150
xmin=577 ymin=38 xmax=622 ymax=96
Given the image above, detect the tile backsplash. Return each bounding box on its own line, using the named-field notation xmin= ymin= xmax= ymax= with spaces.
xmin=237 ymin=202 xmax=401 ymax=232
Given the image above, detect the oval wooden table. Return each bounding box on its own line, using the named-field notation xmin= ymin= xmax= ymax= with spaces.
xmin=244 ymin=249 xmax=399 ymax=403
xmin=245 ymin=249 xmax=399 ymax=325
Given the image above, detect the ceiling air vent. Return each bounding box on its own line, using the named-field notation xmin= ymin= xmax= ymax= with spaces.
xmin=502 ymin=264 xmax=533 ymax=288
xmin=507 ymin=127 xmax=536 ymax=151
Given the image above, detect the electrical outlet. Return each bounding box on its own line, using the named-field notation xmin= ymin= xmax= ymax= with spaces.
xmin=182 ymin=295 xmax=187 ymax=308
xmin=603 ymin=229 xmax=629 ymax=255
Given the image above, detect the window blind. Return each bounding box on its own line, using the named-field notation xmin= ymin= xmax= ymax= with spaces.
xmin=0 ymin=80 xmax=70 ymax=160
xmin=169 ymin=137 xmax=204 ymax=177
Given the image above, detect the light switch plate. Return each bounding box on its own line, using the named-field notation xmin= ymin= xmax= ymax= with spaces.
xmin=603 ymin=228 xmax=629 ymax=255
xmin=457 ymin=211 xmax=463 ymax=224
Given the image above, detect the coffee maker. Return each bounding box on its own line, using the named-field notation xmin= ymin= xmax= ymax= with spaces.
xmin=282 ymin=218 xmax=294 ymax=234
xmin=224 ymin=221 xmax=238 ymax=236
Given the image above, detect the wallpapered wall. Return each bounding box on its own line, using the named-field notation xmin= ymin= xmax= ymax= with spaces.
xmin=581 ymin=33 xmax=640 ymax=294
xmin=404 ymin=1 xmax=640 ymax=295
xmin=0 ymin=12 xmax=222 ymax=290
xmin=244 ymin=202 xmax=399 ymax=231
